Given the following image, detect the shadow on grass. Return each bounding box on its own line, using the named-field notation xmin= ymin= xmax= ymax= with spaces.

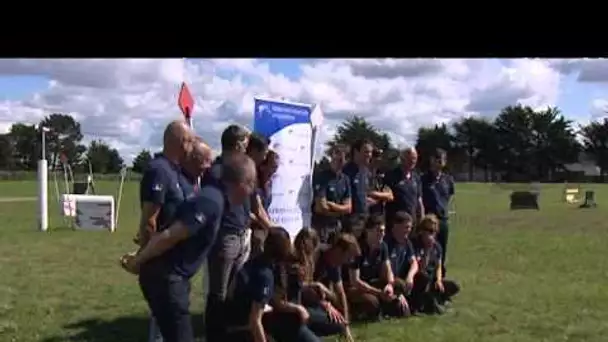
xmin=41 ymin=313 xmax=205 ymax=342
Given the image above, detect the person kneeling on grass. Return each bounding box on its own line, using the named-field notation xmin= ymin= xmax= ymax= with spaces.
xmin=266 ymin=228 xmax=322 ymax=342
xmin=224 ymin=227 xmax=317 ymax=342
xmin=293 ymin=228 xmax=354 ymax=341
xmin=411 ymin=214 xmax=460 ymax=315
xmin=347 ymin=215 xmax=410 ymax=321
xmin=384 ymin=211 xmax=421 ymax=313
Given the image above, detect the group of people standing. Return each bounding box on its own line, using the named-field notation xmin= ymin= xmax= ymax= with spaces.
xmin=310 ymin=141 xmax=460 ymax=325
xmin=119 ymin=119 xmax=459 ymax=342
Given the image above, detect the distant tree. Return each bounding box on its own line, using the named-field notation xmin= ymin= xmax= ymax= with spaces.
xmin=326 ymin=116 xmax=397 ymax=166
xmin=453 ymin=117 xmax=483 ymax=181
xmin=87 ymin=140 xmax=124 ymax=174
xmin=493 ymin=105 xmax=578 ymax=181
xmin=132 ymin=149 xmax=153 ymax=173
xmin=9 ymin=123 xmax=39 ymax=170
xmin=579 ymin=118 xmax=608 ymax=181
xmin=415 ymin=123 xmax=453 ymax=171
xmin=38 ymin=113 xmax=86 ymax=169
xmin=493 ymin=105 xmax=535 ymax=180
xmin=472 ymin=120 xmax=500 ymax=182
xmin=0 ymin=134 xmax=15 ymax=170
xmin=529 ymin=107 xmax=579 ymax=180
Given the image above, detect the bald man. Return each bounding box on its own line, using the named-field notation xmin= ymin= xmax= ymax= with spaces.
xmin=135 ymin=120 xmax=194 ymax=342
xmin=135 ymin=120 xmax=194 ymax=246
xmin=385 ymin=147 xmax=425 ymax=230
xmin=181 ymin=137 xmax=214 ymax=193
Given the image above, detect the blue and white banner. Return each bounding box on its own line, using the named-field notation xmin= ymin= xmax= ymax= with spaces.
xmin=253 ymin=97 xmax=322 ymax=239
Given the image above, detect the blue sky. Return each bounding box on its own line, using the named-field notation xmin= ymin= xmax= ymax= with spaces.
xmin=0 ymin=75 xmax=49 ymax=101
xmin=0 ymin=59 xmax=603 ymax=123
xmin=556 ymin=74 xmax=603 ymax=122
xmin=1 ymin=58 xmax=607 ymax=164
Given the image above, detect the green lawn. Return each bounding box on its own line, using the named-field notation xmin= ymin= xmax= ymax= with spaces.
xmin=1 ymin=181 xmax=607 ymax=342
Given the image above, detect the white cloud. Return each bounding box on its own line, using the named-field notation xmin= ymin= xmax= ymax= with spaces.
xmin=549 ymin=58 xmax=608 ymax=83
xmin=0 ymin=58 xmax=593 ymax=165
xmin=590 ymin=99 xmax=608 ymax=120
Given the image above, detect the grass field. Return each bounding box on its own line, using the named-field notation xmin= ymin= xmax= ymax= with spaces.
xmin=1 ymin=181 xmax=607 ymax=342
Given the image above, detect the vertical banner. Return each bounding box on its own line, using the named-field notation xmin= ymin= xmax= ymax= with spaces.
xmin=254 ymin=98 xmax=320 ymax=239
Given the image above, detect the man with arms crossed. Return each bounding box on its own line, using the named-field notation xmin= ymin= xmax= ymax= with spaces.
xmin=385 ymin=147 xmax=424 ymax=230
xmin=312 ymin=144 xmax=352 ymax=244
xmin=343 ymin=140 xmax=393 ymax=225
xmin=420 ymin=148 xmax=455 ymax=279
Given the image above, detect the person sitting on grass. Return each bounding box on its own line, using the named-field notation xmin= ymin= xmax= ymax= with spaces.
xmin=264 ymin=228 xmax=323 ymax=342
xmin=384 ymin=211 xmax=420 ymax=313
xmin=338 ymin=215 xmax=365 ymax=296
xmin=223 ymin=227 xmax=316 ymax=342
xmin=347 ymin=215 xmax=410 ymax=321
xmin=411 ymin=214 xmax=460 ymax=315
xmin=293 ymin=228 xmax=353 ymax=341
xmin=308 ymin=232 xmax=361 ymax=339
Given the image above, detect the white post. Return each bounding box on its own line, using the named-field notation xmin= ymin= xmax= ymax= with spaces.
xmin=41 ymin=129 xmax=46 ymax=160
xmin=187 ymin=116 xmax=193 ymax=131
xmin=114 ymin=167 xmax=127 ymax=230
xmin=38 ymin=127 xmax=49 ymax=232
xmin=38 ymin=160 xmax=49 ymax=232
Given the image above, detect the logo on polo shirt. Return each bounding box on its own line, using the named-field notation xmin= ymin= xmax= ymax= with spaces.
xmin=195 ymin=213 xmax=205 ymax=223
xmin=152 ymin=184 xmax=163 ymax=192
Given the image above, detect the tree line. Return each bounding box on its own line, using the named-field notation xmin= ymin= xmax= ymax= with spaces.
xmin=322 ymin=104 xmax=608 ymax=182
xmin=2 ymin=105 xmax=608 ymax=182
xmin=0 ymin=113 xmax=127 ymax=174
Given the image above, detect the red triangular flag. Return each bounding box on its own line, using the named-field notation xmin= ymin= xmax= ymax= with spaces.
xmin=178 ymin=82 xmax=194 ymax=119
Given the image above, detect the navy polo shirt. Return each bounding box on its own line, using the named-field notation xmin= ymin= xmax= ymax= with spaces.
xmin=350 ymin=242 xmax=389 ymax=283
xmin=312 ymin=169 xmax=351 ymax=227
xmin=420 ymin=172 xmax=455 ymax=221
xmin=369 ymin=171 xmax=386 ymax=216
xmin=343 ymin=162 xmax=371 ymax=215
xmin=230 ymin=257 xmax=275 ymax=325
xmin=251 ymin=185 xmax=272 ymax=215
xmin=162 ymin=185 xmax=225 ymax=278
xmin=385 ymin=167 xmax=422 ymax=221
xmin=414 ymin=239 xmax=443 ymax=280
xmin=384 ymin=236 xmax=416 ymax=278
xmin=259 ymin=186 xmax=272 ymax=211
xmin=273 ymin=264 xmax=303 ymax=304
xmin=203 ymin=156 xmax=251 ymax=234
xmin=139 ymin=155 xmax=186 ymax=231
xmin=313 ymin=250 xmax=343 ymax=288
xmin=179 ymin=169 xmax=199 ymax=199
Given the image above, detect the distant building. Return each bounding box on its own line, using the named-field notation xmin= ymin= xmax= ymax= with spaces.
xmin=563 ymin=152 xmax=601 ymax=177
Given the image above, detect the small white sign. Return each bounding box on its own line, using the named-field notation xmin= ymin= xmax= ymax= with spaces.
xmin=61 ymin=194 xmax=115 ymax=232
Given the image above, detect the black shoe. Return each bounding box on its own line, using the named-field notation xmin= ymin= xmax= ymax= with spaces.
xmin=423 ymin=297 xmax=444 ymax=315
